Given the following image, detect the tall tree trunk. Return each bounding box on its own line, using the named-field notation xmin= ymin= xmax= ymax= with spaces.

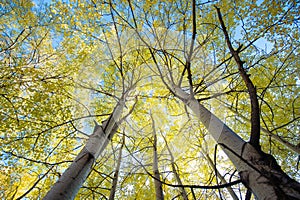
xmin=170 ymin=84 xmax=300 ymax=199
xmin=108 ymin=134 xmax=125 ymax=200
xmin=151 ymin=115 xmax=164 ymax=200
xmin=43 ymin=98 xmax=126 ymax=200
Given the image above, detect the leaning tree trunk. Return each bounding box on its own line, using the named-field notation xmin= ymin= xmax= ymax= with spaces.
xmin=151 ymin=115 xmax=164 ymax=200
xmin=43 ymin=97 xmax=126 ymax=200
xmin=108 ymin=134 xmax=125 ymax=200
xmin=170 ymin=84 xmax=300 ymax=200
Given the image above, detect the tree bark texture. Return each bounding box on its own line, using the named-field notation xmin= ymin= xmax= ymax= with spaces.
xmin=43 ymin=98 xmax=126 ymax=200
xmin=171 ymin=84 xmax=300 ymax=200
xmin=151 ymin=115 xmax=164 ymax=200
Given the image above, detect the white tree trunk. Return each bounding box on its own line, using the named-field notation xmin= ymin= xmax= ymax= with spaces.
xmin=151 ymin=115 xmax=164 ymax=200
xmin=108 ymin=134 xmax=125 ymax=200
xmin=43 ymin=99 xmax=126 ymax=200
xmin=171 ymin=84 xmax=300 ymax=200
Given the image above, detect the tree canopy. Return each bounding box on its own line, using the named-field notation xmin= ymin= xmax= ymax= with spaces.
xmin=1 ymin=0 xmax=299 ymax=199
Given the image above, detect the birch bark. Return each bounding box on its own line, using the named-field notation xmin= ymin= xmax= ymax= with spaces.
xmin=151 ymin=115 xmax=164 ymax=200
xmin=43 ymin=98 xmax=126 ymax=200
xmin=171 ymin=84 xmax=300 ymax=200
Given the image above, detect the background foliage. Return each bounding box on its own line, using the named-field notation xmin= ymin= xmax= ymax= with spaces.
xmin=0 ymin=0 xmax=299 ymax=199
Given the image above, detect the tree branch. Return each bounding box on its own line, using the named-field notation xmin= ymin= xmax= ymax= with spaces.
xmin=125 ymin=144 xmax=241 ymax=190
xmin=215 ymin=6 xmax=261 ymax=150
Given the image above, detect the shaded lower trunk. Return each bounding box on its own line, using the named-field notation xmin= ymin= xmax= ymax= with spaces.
xmin=43 ymin=148 xmax=95 ymax=200
xmin=171 ymin=85 xmax=300 ymax=199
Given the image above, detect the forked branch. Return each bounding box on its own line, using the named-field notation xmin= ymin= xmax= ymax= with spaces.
xmin=215 ymin=6 xmax=261 ymax=150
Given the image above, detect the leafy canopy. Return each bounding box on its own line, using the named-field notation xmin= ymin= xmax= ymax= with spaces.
xmin=0 ymin=0 xmax=299 ymax=199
